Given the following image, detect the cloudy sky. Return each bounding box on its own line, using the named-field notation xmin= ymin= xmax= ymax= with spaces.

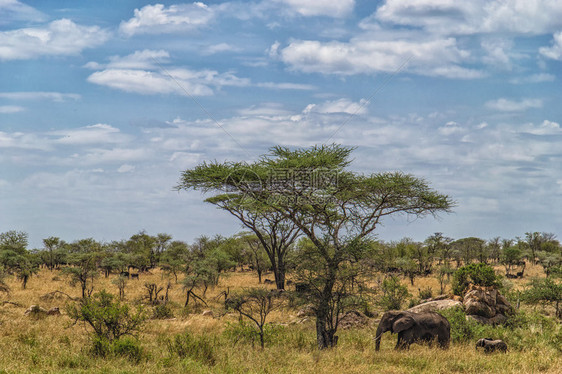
xmin=1 ymin=0 xmax=562 ymax=248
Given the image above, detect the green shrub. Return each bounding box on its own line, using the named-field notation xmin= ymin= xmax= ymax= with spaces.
xmin=452 ymin=263 xmax=501 ymax=296
xmin=152 ymin=303 xmax=174 ymax=319
xmin=167 ymin=331 xmax=216 ymax=366
xmin=438 ymin=306 xmax=488 ymax=343
xmin=66 ymin=290 xmax=146 ymax=343
xmin=112 ymin=337 xmax=144 ymax=363
xmin=66 ymin=289 xmax=147 ymax=357
xmin=378 ymin=275 xmax=411 ymax=311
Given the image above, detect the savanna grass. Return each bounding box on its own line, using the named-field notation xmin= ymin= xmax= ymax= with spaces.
xmin=0 ymin=267 xmax=559 ymax=373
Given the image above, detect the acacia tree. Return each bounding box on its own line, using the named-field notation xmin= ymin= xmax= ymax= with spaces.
xmin=178 ymin=172 xmax=300 ymax=290
xmin=178 ymin=145 xmax=453 ymax=348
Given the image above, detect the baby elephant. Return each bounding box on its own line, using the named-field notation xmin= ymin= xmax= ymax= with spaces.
xmin=476 ymin=338 xmax=507 ymax=353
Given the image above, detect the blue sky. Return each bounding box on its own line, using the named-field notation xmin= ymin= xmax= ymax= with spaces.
xmin=1 ymin=0 xmax=562 ymax=248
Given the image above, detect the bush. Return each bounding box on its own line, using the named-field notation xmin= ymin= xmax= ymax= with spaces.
xmin=167 ymin=331 xmax=216 ymax=366
xmin=66 ymin=289 xmax=147 ymax=356
xmin=377 ymin=276 xmax=411 ymax=311
xmin=152 ymin=303 xmax=174 ymax=319
xmin=452 ymin=263 xmax=501 ymax=296
xmin=112 ymin=337 xmax=144 ymax=363
xmin=437 ymin=306 xmax=487 ymax=343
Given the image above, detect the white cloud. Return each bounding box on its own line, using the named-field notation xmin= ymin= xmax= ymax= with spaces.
xmin=273 ymin=0 xmax=355 ymax=17
xmin=0 ymin=105 xmax=24 ymax=113
xmin=303 ymin=98 xmax=369 ymax=115
xmin=201 ymin=43 xmax=242 ymax=55
xmin=86 ymin=49 xmax=170 ymax=70
xmin=87 ymin=51 xmax=316 ymax=95
xmin=256 ymin=82 xmax=316 ymax=90
xmin=509 ymin=73 xmax=556 ymax=84
xmin=119 ymin=2 xmax=214 ymax=36
xmin=485 ymin=98 xmax=543 ymax=112
xmin=117 ymin=164 xmax=135 ymax=173
xmin=87 ymin=68 xmax=215 ymax=96
xmin=0 ymin=91 xmax=81 ymax=102
xmin=539 ymin=31 xmax=562 ymax=60
xmin=438 ymin=121 xmax=465 ymax=136
xmin=0 ymin=19 xmax=110 ymax=60
xmin=373 ymin=0 xmax=562 ymax=35
xmin=279 ymin=37 xmax=484 ymax=78
xmin=0 ymin=131 xmax=50 ymax=150
xmin=53 ymin=124 xmax=131 ymax=145
xmin=0 ymin=0 xmax=46 ymax=25
xmin=524 ymin=120 xmax=561 ymax=135
xmin=481 ymin=38 xmax=518 ymax=70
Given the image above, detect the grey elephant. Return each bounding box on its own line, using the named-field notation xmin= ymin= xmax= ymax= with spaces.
xmin=375 ymin=310 xmax=451 ymax=351
xmin=475 ymin=338 xmax=507 ymax=353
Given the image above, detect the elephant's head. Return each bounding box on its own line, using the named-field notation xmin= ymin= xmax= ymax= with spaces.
xmin=375 ymin=311 xmax=416 ymax=351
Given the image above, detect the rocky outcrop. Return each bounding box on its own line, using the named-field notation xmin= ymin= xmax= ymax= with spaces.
xmin=463 ymin=284 xmax=513 ymax=325
xmin=407 ymin=298 xmax=463 ymax=314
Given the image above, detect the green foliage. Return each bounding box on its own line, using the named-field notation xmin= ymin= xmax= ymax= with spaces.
xmin=223 ymin=321 xmax=286 ymax=347
xmin=152 ymin=303 xmax=174 ymax=319
xmin=438 ymin=306 xmax=485 ymax=343
xmin=111 ymin=336 xmax=145 ymax=363
xmin=66 ymin=290 xmax=147 ymax=346
xmin=377 ymin=275 xmax=411 ymax=311
xmin=452 ymin=263 xmax=501 ymax=296
xmin=167 ymin=331 xmax=216 ymax=366
xmin=522 ymin=277 xmax=562 ymax=318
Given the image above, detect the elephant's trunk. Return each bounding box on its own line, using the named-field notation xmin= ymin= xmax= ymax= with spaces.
xmin=375 ymin=325 xmax=384 ymax=351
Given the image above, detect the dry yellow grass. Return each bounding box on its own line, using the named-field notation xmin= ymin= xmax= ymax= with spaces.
xmin=0 ymin=266 xmax=559 ymax=373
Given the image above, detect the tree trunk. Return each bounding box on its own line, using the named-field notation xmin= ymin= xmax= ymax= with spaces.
xmin=315 ymin=269 xmax=337 ymax=349
xmin=257 ymin=269 xmax=262 ymax=284
xmin=274 ymin=260 xmax=286 ymax=290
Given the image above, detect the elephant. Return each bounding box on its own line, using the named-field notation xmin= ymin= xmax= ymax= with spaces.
xmin=375 ymin=310 xmax=451 ymax=351
xmin=475 ymin=338 xmax=507 ymax=353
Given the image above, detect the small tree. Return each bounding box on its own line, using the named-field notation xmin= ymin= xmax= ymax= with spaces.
xmin=112 ymin=275 xmax=128 ymax=300
xmin=436 ymin=265 xmax=454 ymax=294
xmin=240 ymin=233 xmax=270 ymax=284
xmin=377 ymin=275 xmax=411 ymax=311
xmin=227 ymin=288 xmax=283 ymax=348
xmin=501 ymin=246 xmax=523 ymax=276
xmin=67 ymin=290 xmax=146 ymax=355
xmin=523 ymin=277 xmax=562 ymax=319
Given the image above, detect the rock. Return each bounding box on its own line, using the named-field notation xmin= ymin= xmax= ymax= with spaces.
xmin=464 ymin=300 xmax=496 ymax=318
xmin=407 ymin=299 xmax=463 ymax=314
xmin=462 ymin=285 xmax=513 ymax=321
xmin=201 ymin=310 xmax=213 ymax=317
xmin=431 ymin=294 xmax=452 ymax=301
xmin=339 ymin=310 xmax=370 ymax=330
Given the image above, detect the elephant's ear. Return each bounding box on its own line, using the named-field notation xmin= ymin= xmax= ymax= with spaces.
xmin=392 ymin=315 xmax=415 ymax=333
